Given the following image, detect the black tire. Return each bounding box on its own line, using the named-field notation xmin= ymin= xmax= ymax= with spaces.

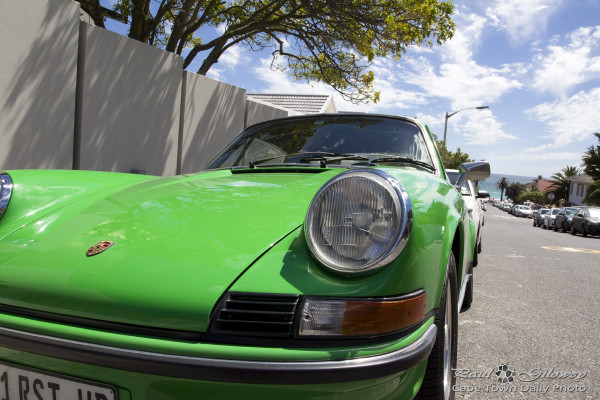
xmin=553 ymin=223 xmax=558 ymax=232
xmin=461 ymin=272 xmax=473 ymax=313
xmin=562 ymin=222 xmax=567 ymax=233
xmin=533 ymin=219 xmax=537 ymax=227
xmin=571 ymin=225 xmax=576 ymax=235
xmin=417 ymin=252 xmax=458 ymax=400
xmin=473 ymin=244 xmax=478 ymax=267
xmin=582 ymin=225 xmax=587 ymax=237
xmin=477 ymin=238 xmax=482 ymax=254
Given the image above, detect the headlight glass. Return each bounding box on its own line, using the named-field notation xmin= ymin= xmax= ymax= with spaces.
xmin=305 ymin=170 xmax=412 ymax=275
xmin=0 ymin=172 xmax=12 ymax=219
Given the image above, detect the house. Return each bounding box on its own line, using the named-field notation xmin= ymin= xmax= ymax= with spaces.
xmin=566 ymin=174 xmax=594 ymax=205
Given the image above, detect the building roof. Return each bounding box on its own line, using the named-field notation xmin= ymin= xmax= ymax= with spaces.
xmin=565 ymin=174 xmax=594 ymax=184
xmin=247 ymin=94 xmax=336 ymax=114
xmin=537 ymin=179 xmax=554 ymax=193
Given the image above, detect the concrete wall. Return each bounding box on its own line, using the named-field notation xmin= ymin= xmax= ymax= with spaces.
xmin=77 ymin=23 xmax=182 ymax=176
xmin=180 ymin=72 xmax=246 ymax=173
xmin=0 ymin=0 xmax=300 ymax=176
xmin=0 ymin=0 xmax=79 ymax=170
xmin=246 ymin=99 xmax=289 ymax=127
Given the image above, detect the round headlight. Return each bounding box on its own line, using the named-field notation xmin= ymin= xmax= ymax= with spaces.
xmin=305 ymin=169 xmax=412 ymax=275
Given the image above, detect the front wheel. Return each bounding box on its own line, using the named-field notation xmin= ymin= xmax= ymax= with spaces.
xmin=417 ymin=252 xmax=458 ymax=400
xmin=571 ymin=225 xmax=577 ymax=235
xmin=582 ymin=226 xmax=588 ymax=237
xmin=562 ymin=222 xmax=567 ymax=233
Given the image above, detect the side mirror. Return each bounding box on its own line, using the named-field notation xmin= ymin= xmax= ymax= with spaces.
xmin=456 ymin=161 xmax=490 ymax=187
xmin=477 ymin=190 xmax=490 ymax=198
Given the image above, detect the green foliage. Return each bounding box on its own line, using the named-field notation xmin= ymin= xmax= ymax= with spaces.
xmin=434 ymin=137 xmax=473 ymax=169
xmin=505 ymin=182 xmax=526 ymax=202
xmin=516 ymin=190 xmax=546 ymax=205
xmin=548 ymin=166 xmax=580 ymax=203
xmin=77 ymin=0 xmax=455 ymax=103
xmin=496 ymin=177 xmax=508 ymax=202
xmin=583 ymin=180 xmax=600 ymax=206
xmin=582 ymin=133 xmax=600 ymax=180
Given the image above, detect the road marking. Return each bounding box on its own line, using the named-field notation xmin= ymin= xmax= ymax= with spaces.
xmin=542 ymin=246 xmax=600 ymax=254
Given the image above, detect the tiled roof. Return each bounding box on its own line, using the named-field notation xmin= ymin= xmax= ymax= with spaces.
xmin=537 ymin=179 xmax=554 ymax=192
xmin=247 ymin=94 xmax=334 ymax=114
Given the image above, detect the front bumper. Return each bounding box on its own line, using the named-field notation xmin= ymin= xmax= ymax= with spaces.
xmin=0 ymin=311 xmax=436 ymax=399
xmin=0 ymin=324 xmax=436 ymax=385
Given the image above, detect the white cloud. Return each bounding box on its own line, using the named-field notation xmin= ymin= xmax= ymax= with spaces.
xmin=219 ymin=45 xmax=250 ymax=69
xmin=485 ymin=0 xmax=563 ymax=43
xmin=532 ymin=26 xmax=600 ymax=96
xmin=525 ymin=87 xmax=600 ymax=146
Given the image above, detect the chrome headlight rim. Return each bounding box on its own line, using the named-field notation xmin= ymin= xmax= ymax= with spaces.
xmin=0 ymin=172 xmax=12 ymax=219
xmin=305 ymin=169 xmax=412 ymax=275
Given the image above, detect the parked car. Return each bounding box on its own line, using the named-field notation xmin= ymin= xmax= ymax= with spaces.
xmin=446 ymin=169 xmax=489 ymax=265
xmin=533 ymin=208 xmax=550 ymax=227
xmin=542 ymin=208 xmax=561 ymax=229
xmin=0 ymin=114 xmax=490 ymax=399
xmin=554 ymin=206 xmax=581 ymax=232
xmin=514 ymin=205 xmax=533 ymax=218
xmin=571 ymin=206 xmax=600 ymax=236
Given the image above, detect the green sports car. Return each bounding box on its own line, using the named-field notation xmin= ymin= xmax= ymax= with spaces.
xmin=0 ymin=114 xmax=489 ymax=399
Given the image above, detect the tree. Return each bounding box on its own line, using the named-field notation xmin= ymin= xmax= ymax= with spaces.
xmin=516 ymin=190 xmax=546 ymax=205
xmin=583 ymin=180 xmax=600 ymax=206
xmin=548 ymin=166 xmax=580 ymax=203
xmin=582 ymin=132 xmax=600 ymax=180
xmin=433 ymin=136 xmax=473 ymax=168
xmin=505 ymin=182 xmax=525 ymax=202
xmin=77 ymin=0 xmax=455 ymax=103
xmin=496 ymin=177 xmax=508 ymax=202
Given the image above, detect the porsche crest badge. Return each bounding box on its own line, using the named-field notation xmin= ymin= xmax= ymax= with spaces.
xmin=86 ymin=241 xmax=115 ymax=257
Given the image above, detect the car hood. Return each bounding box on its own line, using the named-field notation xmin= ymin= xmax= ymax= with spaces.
xmin=0 ymin=168 xmax=343 ymax=333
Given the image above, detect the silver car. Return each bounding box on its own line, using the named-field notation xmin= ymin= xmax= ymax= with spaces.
xmin=542 ymin=208 xmax=560 ymax=229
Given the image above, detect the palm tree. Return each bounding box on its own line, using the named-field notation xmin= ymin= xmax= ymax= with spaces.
xmin=496 ymin=177 xmax=508 ymax=201
xmin=549 ymin=166 xmax=579 ymax=203
xmin=582 ymin=132 xmax=600 ymax=180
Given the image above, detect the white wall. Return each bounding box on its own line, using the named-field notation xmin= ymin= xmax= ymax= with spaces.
xmin=0 ymin=0 xmax=79 ymax=170
xmin=180 ymin=72 xmax=246 ymax=173
xmin=77 ymin=23 xmax=182 ymax=176
xmin=0 ymin=0 xmax=299 ymax=176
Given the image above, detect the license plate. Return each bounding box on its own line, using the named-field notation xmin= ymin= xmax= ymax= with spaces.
xmin=0 ymin=361 xmax=117 ymax=400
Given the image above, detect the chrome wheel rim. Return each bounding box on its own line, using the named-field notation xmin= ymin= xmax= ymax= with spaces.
xmin=443 ymin=283 xmax=453 ymax=400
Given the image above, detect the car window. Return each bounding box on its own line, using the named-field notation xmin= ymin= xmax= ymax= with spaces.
xmin=540 ymin=209 xmax=550 ymax=215
xmin=551 ymin=209 xmax=560 ymax=215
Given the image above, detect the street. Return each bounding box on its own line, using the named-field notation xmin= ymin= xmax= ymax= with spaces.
xmin=454 ymin=204 xmax=600 ymax=399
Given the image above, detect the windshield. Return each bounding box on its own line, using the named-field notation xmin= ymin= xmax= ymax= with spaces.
xmin=207 ymin=115 xmax=433 ymax=169
xmin=565 ymin=207 xmax=578 ymax=215
xmin=540 ymin=209 xmax=550 ymax=215
xmin=551 ymin=208 xmax=560 ymax=215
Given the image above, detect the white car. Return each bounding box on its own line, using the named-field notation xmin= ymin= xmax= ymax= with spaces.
xmin=514 ymin=205 xmax=533 ymax=218
xmin=446 ymin=169 xmax=488 ymax=266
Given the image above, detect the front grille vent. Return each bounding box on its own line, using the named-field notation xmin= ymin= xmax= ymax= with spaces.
xmin=211 ymin=292 xmax=300 ymax=338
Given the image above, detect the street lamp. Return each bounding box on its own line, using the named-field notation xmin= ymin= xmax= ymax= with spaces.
xmin=443 ymin=106 xmax=489 ymax=143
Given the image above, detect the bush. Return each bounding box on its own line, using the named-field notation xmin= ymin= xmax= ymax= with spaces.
xmin=516 ymin=190 xmax=546 ymax=205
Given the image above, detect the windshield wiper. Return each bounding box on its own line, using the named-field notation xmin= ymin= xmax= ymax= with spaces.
xmin=299 ymin=154 xmax=369 ymax=166
xmin=370 ymin=156 xmax=435 ymax=171
xmin=250 ymin=152 xmax=368 ymax=168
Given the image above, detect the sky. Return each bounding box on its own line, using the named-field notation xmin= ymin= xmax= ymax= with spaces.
xmin=102 ymin=0 xmax=600 ymax=178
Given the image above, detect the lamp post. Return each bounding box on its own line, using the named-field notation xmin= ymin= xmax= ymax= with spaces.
xmin=443 ymin=106 xmax=489 ymax=143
